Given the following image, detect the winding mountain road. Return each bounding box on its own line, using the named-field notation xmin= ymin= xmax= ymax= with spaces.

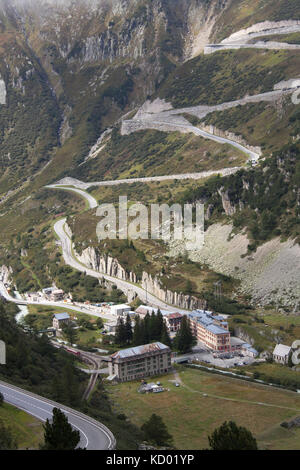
xmin=0 ymin=380 xmax=115 ymax=450
xmin=53 ymin=167 xmax=242 ymax=190
xmin=46 ymin=185 xmax=98 ymax=209
xmin=121 ymin=83 xmax=299 ymax=164
xmin=53 ymin=217 xmax=190 ymax=314
xmin=151 ymin=119 xmax=260 ymax=162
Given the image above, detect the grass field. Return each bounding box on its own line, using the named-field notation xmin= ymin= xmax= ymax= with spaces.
xmin=107 ymin=366 xmax=300 ymax=450
xmin=0 ymin=402 xmax=43 ymax=449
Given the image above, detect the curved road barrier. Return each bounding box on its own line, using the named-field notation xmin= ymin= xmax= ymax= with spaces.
xmin=0 ymin=380 xmax=116 ymax=450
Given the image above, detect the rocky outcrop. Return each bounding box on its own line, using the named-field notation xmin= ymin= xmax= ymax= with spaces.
xmin=0 ymin=265 xmax=13 ymax=284
xmin=217 ymin=188 xmax=236 ymax=216
xmin=75 ymin=246 xmax=137 ymax=284
xmin=201 ymin=124 xmax=262 ymax=158
xmin=74 ymin=244 xmax=205 ymax=310
xmin=0 ymin=77 xmax=7 ymax=105
xmin=59 ymin=105 xmax=73 ymax=145
xmin=141 ymin=272 xmax=207 ymax=311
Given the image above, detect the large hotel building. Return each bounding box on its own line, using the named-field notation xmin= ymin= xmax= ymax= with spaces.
xmin=188 ymin=310 xmax=231 ymax=352
xmin=108 ymin=342 xmax=172 ymax=382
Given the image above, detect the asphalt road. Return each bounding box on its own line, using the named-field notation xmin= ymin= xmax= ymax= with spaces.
xmin=0 ymin=380 xmax=115 ymax=450
xmin=151 ymin=120 xmax=260 ymax=162
xmin=0 ymin=281 xmax=115 ymax=321
xmin=46 ymin=185 xmax=98 ymax=209
xmin=53 ymin=167 xmax=242 ymax=190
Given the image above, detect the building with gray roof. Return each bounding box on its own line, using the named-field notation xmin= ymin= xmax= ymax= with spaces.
xmin=108 ymin=342 xmax=171 ymax=382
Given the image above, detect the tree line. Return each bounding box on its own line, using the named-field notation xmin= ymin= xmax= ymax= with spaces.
xmin=115 ymin=311 xmax=196 ymax=354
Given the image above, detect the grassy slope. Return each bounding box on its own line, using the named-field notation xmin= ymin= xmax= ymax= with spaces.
xmin=0 ymin=402 xmax=43 ymax=449
xmin=201 ymin=100 xmax=300 ymax=155
xmin=108 ymin=365 xmax=300 ymax=450
xmin=158 ymin=49 xmax=300 ymax=108
xmin=71 ymin=129 xmax=246 ymax=182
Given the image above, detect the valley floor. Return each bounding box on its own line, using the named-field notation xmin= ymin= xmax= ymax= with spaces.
xmin=108 ymin=366 xmax=300 ymax=450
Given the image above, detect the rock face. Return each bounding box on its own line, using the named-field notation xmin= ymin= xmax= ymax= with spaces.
xmin=75 ymin=246 xmax=137 ymax=284
xmin=141 ymin=272 xmax=207 ymax=311
xmin=0 ymin=77 xmax=6 ymax=105
xmin=74 ymin=244 xmax=204 ymax=310
xmin=0 ymin=265 xmax=13 ymax=284
xmin=233 ymin=326 xmax=256 ymax=347
xmin=201 ymin=124 xmax=262 ymax=158
xmin=217 ymin=188 xmax=236 ymax=216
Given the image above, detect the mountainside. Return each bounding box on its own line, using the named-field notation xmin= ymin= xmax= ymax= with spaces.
xmin=0 ymin=0 xmax=299 ymax=308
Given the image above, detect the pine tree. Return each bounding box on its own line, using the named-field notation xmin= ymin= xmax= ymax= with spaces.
xmin=151 ymin=310 xmax=164 ymax=341
xmin=139 ymin=318 xmax=147 ymax=345
xmin=133 ymin=316 xmax=142 ymax=346
xmin=115 ymin=317 xmax=127 ymax=345
xmin=143 ymin=313 xmax=151 ymax=344
xmin=141 ymin=414 xmax=173 ymax=447
xmin=161 ymin=322 xmax=172 ymax=348
xmin=149 ymin=311 xmax=156 ymax=339
xmin=208 ymin=421 xmax=258 ymax=450
xmin=62 ymin=324 xmax=78 ymax=345
xmin=41 ymin=408 xmax=81 ymax=450
xmin=174 ymin=315 xmax=195 ymax=354
xmin=125 ymin=314 xmax=133 ymax=344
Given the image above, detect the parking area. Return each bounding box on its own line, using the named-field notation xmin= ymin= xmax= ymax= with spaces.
xmin=174 ymin=344 xmax=256 ymax=368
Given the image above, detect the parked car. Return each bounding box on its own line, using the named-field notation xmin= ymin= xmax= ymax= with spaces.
xmin=175 ymin=383 xmax=180 ymax=387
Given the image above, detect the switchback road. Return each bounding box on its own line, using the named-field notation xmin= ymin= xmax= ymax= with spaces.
xmin=0 ymin=380 xmax=116 ymax=450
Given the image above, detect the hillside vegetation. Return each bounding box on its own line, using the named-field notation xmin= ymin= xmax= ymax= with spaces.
xmin=180 ymin=143 xmax=300 ymax=248
xmin=72 ymin=128 xmax=246 ymax=182
xmin=158 ymin=49 xmax=300 ymax=108
xmin=0 ymin=301 xmax=143 ymax=449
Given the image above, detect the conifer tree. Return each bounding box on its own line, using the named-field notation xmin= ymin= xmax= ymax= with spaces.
xmin=161 ymin=322 xmax=172 ymax=348
xmin=115 ymin=317 xmax=127 ymax=345
xmin=41 ymin=408 xmax=81 ymax=450
xmin=141 ymin=414 xmax=173 ymax=447
xmin=174 ymin=315 xmax=195 ymax=353
xmin=143 ymin=313 xmax=151 ymax=344
xmin=133 ymin=316 xmax=142 ymax=346
xmin=208 ymin=421 xmax=257 ymax=450
xmin=125 ymin=314 xmax=133 ymax=344
xmin=149 ymin=311 xmax=156 ymax=339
